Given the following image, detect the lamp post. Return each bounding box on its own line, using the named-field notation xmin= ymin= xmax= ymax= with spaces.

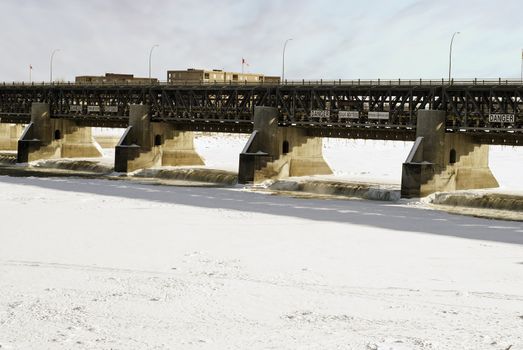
xmin=148 ymin=44 xmax=159 ymax=82
xmin=520 ymin=49 xmax=523 ymax=83
xmin=282 ymin=38 xmax=293 ymax=83
xmin=50 ymin=49 xmax=60 ymax=83
xmin=448 ymin=32 xmax=460 ymax=83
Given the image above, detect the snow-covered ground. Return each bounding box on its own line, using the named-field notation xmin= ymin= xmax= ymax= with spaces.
xmin=1 ymin=132 xmax=522 ymax=349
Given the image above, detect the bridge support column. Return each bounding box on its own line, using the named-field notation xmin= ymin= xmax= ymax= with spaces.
xmin=0 ymin=123 xmax=24 ymax=150
xmin=401 ymin=110 xmax=498 ymax=198
xmin=114 ymin=104 xmax=204 ymax=173
xmin=17 ymin=103 xmax=103 ymax=163
xmin=238 ymin=106 xmax=332 ymax=183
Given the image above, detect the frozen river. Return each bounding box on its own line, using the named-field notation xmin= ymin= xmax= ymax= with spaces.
xmin=0 ymin=134 xmax=522 ymax=349
xmin=0 ymin=174 xmax=522 ymax=349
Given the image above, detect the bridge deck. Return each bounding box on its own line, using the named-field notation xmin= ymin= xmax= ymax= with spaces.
xmin=0 ymin=81 xmax=521 ymax=145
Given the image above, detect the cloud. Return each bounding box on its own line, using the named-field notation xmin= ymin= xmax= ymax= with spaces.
xmin=1 ymin=0 xmax=522 ymax=82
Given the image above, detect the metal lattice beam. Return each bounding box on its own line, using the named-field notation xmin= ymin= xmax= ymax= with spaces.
xmin=0 ymin=83 xmax=522 ymax=145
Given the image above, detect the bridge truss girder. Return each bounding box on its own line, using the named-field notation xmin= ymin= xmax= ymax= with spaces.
xmin=0 ymin=83 xmax=521 ymax=144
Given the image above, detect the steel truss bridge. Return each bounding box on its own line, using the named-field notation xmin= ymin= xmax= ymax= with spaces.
xmin=0 ymin=79 xmax=522 ymax=145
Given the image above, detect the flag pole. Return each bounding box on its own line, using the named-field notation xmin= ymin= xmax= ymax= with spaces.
xmin=29 ymin=64 xmax=32 ymax=83
xmin=521 ymin=49 xmax=522 ymax=83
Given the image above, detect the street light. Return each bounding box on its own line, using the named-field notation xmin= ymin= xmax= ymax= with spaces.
xmin=148 ymin=44 xmax=159 ymax=82
xmin=50 ymin=49 xmax=61 ymax=83
xmin=282 ymin=38 xmax=293 ymax=83
xmin=448 ymin=32 xmax=460 ymax=83
xmin=520 ymin=49 xmax=523 ymax=83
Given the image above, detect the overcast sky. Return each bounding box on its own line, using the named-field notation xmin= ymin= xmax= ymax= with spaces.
xmin=1 ymin=0 xmax=522 ymax=82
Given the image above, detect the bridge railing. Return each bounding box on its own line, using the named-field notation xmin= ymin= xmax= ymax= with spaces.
xmin=2 ymin=78 xmax=523 ymax=87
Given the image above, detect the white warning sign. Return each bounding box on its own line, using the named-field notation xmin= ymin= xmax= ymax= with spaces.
xmin=488 ymin=114 xmax=514 ymax=123
xmin=339 ymin=111 xmax=359 ymax=119
xmin=368 ymin=111 xmax=389 ymax=120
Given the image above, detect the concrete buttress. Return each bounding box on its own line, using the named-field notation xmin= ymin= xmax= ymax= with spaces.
xmin=114 ymin=104 xmax=204 ymax=172
xmin=238 ymin=106 xmax=332 ymax=183
xmin=0 ymin=123 xmax=24 ymax=150
xmin=17 ymin=102 xmax=103 ymax=163
xmin=401 ymin=110 xmax=498 ymax=198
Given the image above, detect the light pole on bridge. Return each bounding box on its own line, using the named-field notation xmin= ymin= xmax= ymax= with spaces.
xmin=148 ymin=44 xmax=159 ymax=83
xmin=282 ymin=38 xmax=293 ymax=83
xmin=50 ymin=49 xmax=61 ymax=83
xmin=448 ymin=32 xmax=460 ymax=83
xmin=520 ymin=49 xmax=523 ymax=83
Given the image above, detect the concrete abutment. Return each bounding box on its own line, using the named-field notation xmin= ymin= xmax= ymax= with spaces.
xmin=0 ymin=123 xmax=24 ymax=150
xmin=17 ymin=103 xmax=102 ymax=163
xmin=238 ymin=106 xmax=332 ymax=183
xmin=401 ymin=110 xmax=498 ymax=198
xmin=114 ymin=104 xmax=204 ymax=172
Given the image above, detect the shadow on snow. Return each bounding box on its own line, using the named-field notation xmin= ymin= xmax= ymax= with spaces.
xmin=1 ymin=175 xmax=522 ymax=245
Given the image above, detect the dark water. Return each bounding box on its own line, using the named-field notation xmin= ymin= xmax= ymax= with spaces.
xmin=266 ymin=179 xmax=401 ymax=202
xmin=0 ymin=153 xmax=16 ymax=165
xmin=0 ymin=159 xmax=237 ymax=188
xmin=429 ymin=192 xmax=523 ymax=212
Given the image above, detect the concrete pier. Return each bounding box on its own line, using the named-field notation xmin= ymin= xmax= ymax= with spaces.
xmin=0 ymin=123 xmax=24 ymax=150
xmin=401 ymin=110 xmax=498 ymax=198
xmin=114 ymin=104 xmax=204 ymax=172
xmin=238 ymin=106 xmax=332 ymax=183
xmin=17 ymin=103 xmax=102 ymax=163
